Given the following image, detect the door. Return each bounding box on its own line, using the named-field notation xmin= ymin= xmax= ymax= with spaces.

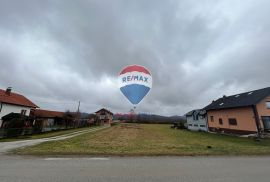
xmin=261 ymin=116 xmax=270 ymax=131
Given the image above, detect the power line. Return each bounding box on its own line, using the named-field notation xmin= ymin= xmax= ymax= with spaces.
xmin=32 ymin=99 xmax=78 ymax=105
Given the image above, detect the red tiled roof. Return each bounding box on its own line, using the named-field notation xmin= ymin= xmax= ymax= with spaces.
xmin=95 ymin=108 xmax=113 ymax=115
xmin=32 ymin=109 xmax=64 ymax=118
xmin=0 ymin=89 xmax=38 ymax=108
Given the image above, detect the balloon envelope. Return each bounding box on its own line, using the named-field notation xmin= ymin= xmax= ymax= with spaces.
xmin=118 ymin=65 xmax=152 ymax=105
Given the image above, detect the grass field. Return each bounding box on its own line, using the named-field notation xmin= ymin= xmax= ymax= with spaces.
xmin=14 ymin=124 xmax=270 ymax=156
xmin=0 ymin=127 xmax=94 ymax=142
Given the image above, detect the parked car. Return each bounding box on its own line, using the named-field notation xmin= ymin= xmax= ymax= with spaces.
xmin=171 ymin=122 xmax=186 ymax=129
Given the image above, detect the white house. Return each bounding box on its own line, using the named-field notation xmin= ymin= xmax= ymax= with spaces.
xmin=186 ymin=109 xmax=208 ymax=132
xmin=0 ymin=87 xmax=38 ymax=127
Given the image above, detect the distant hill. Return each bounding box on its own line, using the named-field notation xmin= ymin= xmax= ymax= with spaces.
xmin=114 ymin=113 xmax=186 ymax=124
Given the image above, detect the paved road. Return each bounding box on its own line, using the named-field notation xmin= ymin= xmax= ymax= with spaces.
xmin=0 ymin=126 xmax=108 ymax=154
xmin=0 ymin=156 xmax=269 ymax=182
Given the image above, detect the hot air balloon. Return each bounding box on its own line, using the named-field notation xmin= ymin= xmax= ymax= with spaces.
xmin=118 ymin=65 xmax=152 ymax=108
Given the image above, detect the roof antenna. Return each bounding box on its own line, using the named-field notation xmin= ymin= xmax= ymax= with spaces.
xmin=5 ymin=87 xmax=12 ymax=96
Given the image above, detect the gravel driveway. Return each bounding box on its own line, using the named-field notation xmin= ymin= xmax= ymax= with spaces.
xmin=0 ymin=126 xmax=108 ymax=154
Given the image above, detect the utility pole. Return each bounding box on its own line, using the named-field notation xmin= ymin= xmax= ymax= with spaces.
xmin=75 ymin=101 xmax=81 ymax=128
xmin=77 ymin=101 xmax=81 ymax=114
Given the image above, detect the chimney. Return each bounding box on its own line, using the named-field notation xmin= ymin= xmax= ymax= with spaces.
xmin=223 ymin=95 xmax=227 ymax=98
xmin=5 ymin=87 xmax=12 ymax=96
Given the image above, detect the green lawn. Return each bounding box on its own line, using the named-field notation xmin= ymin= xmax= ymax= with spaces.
xmin=0 ymin=127 xmax=94 ymax=142
xmin=13 ymin=124 xmax=270 ymax=156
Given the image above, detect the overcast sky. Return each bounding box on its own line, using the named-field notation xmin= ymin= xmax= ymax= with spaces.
xmin=0 ymin=0 xmax=270 ymax=116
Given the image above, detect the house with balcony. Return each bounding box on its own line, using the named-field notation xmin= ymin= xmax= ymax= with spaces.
xmin=204 ymin=87 xmax=270 ymax=135
xmin=95 ymin=108 xmax=113 ymax=125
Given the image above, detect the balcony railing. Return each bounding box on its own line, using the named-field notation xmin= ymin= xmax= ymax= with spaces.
xmin=99 ymin=115 xmax=109 ymax=120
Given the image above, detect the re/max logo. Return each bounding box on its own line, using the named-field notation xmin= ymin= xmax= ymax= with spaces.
xmin=122 ymin=75 xmax=148 ymax=83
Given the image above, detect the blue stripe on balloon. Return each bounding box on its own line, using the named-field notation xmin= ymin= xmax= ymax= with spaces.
xmin=120 ymin=84 xmax=150 ymax=105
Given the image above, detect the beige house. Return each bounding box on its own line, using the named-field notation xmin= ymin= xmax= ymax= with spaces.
xmin=95 ymin=108 xmax=113 ymax=125
xmin=204 ymin=87 xmax=270 ymax=135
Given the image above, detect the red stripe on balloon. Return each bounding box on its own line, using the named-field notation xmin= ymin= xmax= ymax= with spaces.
xmin=119 ymin=65 xmax=151 ymax=75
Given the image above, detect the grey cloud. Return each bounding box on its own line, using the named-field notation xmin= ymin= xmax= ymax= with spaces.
xmin=0 ymin=0 xmax=270 ymax=115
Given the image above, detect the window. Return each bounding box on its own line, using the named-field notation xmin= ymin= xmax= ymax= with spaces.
xmin=188 ymin=124 xmax=192 ymax=126
xmin=228 ymin=118 xmax=237 ymax=125
xmin=193 ymin=114 xmax=199 ymax=121
xmin=219 ymin=118 xmax=223 ymax=125
xmin=262 ymin=116 xmax=270 ymax=130
xmin=266 ymin=102 xmax=270 ymax=109
xmin=200 ymin=125 xmax=206 ymax=127
xmin=210 ymin=116 xmax=214 ymax=122
xmin=194 ymin=124 xmax=198 ymax=127
xmin=21 ymin=109 xmax=27 ymax=115
xmin=100 ymin=110 xmax=106 ymax=115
